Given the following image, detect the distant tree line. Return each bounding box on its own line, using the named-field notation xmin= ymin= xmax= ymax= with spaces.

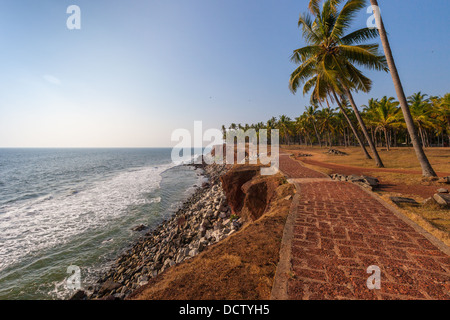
xmin=222 ymin=92 xmax=450 ymax=149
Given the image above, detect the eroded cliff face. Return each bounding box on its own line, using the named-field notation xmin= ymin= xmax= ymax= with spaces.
xmin=220 ymin=165 xmax=259 ymax=214
xmin=220 ymin=165 xmax=285 ymax=222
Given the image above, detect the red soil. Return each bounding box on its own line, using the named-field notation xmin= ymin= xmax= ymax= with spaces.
xmin=299 ymin=158 xmax=448 ymax=199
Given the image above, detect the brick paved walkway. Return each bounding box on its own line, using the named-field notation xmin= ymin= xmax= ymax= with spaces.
xmin=272 ymin=154 xmax=450 ymax=300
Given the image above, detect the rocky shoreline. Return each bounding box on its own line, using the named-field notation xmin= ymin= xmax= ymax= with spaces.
xmin=71 ymin=162 xmax=241 ymax=300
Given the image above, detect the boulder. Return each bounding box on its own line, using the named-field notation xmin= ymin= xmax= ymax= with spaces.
xmin=361 ymin=176 xmax=380 ymax=187
xmin=98 ymin=281 xmax=122 ymax=296
xmin=327 ymin=149 xmax=348 ymax=156
xmin=433 ymin=193 xmax=450 ymax=207
xmin=69 ymin=290 xmax=87 ymax=300
xmin=390 ymin=197 xmax=419 ymax=206
xmin=438 ymin=176 xmax=450 ymax=184
xmin=346 ymin=174 xmax=362 ymax=182
xmin=131 ymin=224 xmax=148 ymax=232
xmin=189 ymin=248 xmax=199 ymax=257
xmin=437 ymin=188 xmax=449 ymax=194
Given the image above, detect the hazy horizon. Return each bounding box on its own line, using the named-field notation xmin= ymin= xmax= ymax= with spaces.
xmin=1 ymin=0 xmax=449 ymax=148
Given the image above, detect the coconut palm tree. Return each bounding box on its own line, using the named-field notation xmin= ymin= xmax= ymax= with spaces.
xmin=304 ymin=105 xmax=322 ymax=147
xmin=317 ymin=107 xmax=336 ymax=147
xmin=363 ymin=96 xmax=401 ymax=151
xmin=277 ymin=115 xmax=293 ymax=145
xmin=366 ymin=0 xmax=437 ymax=176
xmin=289 ymin=12 xmax=372 ymax=158
xmin=437 ymin=94 xmax=450 ymax=145
xmin=429 ymin=96 xmax=448 ymax=147
xmin=296 ymin=115 xmax=314 ymax=146
xmin=408 ymin=92 xmax=435 ymax=148
xmin=291 ymin=0 xmax=387 ymax=166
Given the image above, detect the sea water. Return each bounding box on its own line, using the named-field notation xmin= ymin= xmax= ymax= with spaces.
xmin=0 ymin=148 xmax=205 ymax=299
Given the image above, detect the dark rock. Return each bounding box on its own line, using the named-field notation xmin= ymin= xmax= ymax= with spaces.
xmin=98 ymin=281 xmax=122 ymax=296
xmin=361 ymin=176 xmax=380 ymax=187
xmin=433 ymin=193 xmax=450 ymax=207
xmin=326 ymin=149 xmax=348 ymax=156
xmin=69 ymin=290 xmax=87 ymax=300
xmin=390 ymin=197 xmax=419 ymax=206
xmin=438 ymin=176 xmax=450 ymax=184
xmin=132 ymin=224 xmax=148 ymax=232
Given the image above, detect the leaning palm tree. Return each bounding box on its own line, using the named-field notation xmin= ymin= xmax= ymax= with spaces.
xmin=291 ymin=0 xmax=387 ymax=166
xmin=298 ymin=60 xmax=373 ymax=158
xmin=366 ymin=0 xmax=437 ymax=176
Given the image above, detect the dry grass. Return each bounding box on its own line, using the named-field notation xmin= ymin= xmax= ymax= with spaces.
xmin=378 ymin=193 xmax=450 ymax=247
xmin=284 ymin=146 xmax=450 ymax=173
xmin=130 ymin=183 xmax=296 ymax=300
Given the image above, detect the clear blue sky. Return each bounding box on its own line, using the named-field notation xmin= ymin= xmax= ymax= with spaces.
xmin=0 ymin=0 xmax=449 ymax=147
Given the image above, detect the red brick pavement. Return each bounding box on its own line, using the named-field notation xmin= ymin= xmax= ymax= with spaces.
xmin=278 ymin=154 xmax=450 ymax=300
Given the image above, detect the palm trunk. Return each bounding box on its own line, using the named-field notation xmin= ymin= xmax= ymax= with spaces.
xmin=369 ymin=0 xmax=436 ymax=176
xmin=343 ymin=129 xmax=347 ymax=147
xmin=418 ymin=127 xmax=425 ymax=148
xmin=384 ymin=128 xmax=390 ymax=151
xmin=344 ymin=88 xmax=384 ymax=167
xmin=306 ymin=132 xmax=312 ymax=146
xmin=327 ymin=130 xmax=332 ymax=147
xmin=332 ymin=91 xmax=372 ymax=159
xmin=312 ymin=122 xmax=322 ymax=147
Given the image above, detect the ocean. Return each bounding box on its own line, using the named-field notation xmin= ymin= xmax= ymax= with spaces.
xmin=0 ymin=148 xmax=205 ymax=300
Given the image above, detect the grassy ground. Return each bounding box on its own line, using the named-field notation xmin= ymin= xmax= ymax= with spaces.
xmin=282 ymin=145 xmax=450 ymax=244
xmin=284 ymin=145 xmax=450 ymax=172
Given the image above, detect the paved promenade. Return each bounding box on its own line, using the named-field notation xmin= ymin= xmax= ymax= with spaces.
xmin=272 ymin=154 xmax=450 ymax=300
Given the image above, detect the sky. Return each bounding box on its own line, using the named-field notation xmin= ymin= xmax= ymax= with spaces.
xmin=0 ymin=0 xmax=449 ymax=147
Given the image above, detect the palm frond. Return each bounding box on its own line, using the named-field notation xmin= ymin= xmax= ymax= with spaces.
xmin=298 ymin=13 xmax=320 ymax=44
xmin=340 ymin=28 xmax=379 ymax=45
xmin=339 ymin=44 xmax=388 ymax=71
xmin=330 ymin=0 xmax=367 ymax=40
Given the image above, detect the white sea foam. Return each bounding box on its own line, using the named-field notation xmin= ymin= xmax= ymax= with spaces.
xmin=0 ymin=163 xmax=174 ymax=272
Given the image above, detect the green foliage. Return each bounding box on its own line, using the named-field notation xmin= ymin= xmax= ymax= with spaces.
xmin=230 ymin=214 xmax=239 ymax=222
xmin=220 ymin=92 xmax=450 ymax=148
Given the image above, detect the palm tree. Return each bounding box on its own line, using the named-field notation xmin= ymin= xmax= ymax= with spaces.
xmin=363 ymin=96 xmax=401 ymax=151
xmin=291 ymin=0 xmax=387 ymax=166
xmin=367 ymin=0 xmax=437 ymax=176
xmin=333 ymin=93 xmax=373 ymax=159
xmin=318 ymin=107 xmax=336 ymax=147
xmin=295 ymin=115 xmax=312 ymax=146
xmin=408 ymin=92 xmax=435 ymax=148
xmin=437 ymin=94 xmax=450 ymax=146
xmin=304 ymin=105 xmax=322 ymax=147
xmin=277 ymin=115 xmax=293 ymax=145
